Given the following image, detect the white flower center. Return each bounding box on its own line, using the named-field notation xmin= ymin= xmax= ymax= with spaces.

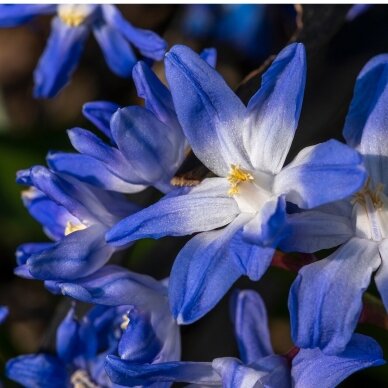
xmin=353 ymin=181 xmax=388 ymax=241
xmin=58 ymin=4 xmax=95 ymax=27
xmin=227 ymin=165 xmax=273 ymax=213
xmin=71 ymin=370 xmax=99 ymax=388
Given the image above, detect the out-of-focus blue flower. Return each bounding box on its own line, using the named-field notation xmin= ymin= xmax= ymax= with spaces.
xmin=0 ymin=4 xmax=167 ymax=98
xmin=49 ymin=265 xmax=181 ymax=379
xmin=286 ymin=54 xmax=388 ymax=354
xmin=182 ymin=5 xmax=295 ymax=60
xmin=106 ymin=43 xmax=366 ymax=324
xmin=105 ymin=289 xmax=384 ymax=387
xmin=48 ymin=48 xmax=217 ymax=194
xmin=346 ymin=4 xmax=372 ymax=21
xmin=15 ymin=166 xmax=139 ymax=282
xmin=6 ymin=301 xmax=162 ymax=387
xmin=0 ymin=306 xmax=8 ymax=324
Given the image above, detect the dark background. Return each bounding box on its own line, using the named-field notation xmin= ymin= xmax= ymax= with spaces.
xmin=0 ymin=4 xmax=387 ymax=386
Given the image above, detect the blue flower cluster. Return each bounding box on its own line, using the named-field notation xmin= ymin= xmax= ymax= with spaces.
xmin=2 ymin=5 xmax=388 ymax=387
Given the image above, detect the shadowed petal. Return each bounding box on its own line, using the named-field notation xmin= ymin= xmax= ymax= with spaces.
xmin=165 ymin=44 xmax=248 ymax=176
xmin=343 ymin=54 xmax=388 ymax=187
xmin=34 ymin=17 xmax=89 ymax=98
xmin=245 ymin=43 xmax=306 ymax=174
xmin=230 ymin=290 xmax=273 ymax=364
xmin=292 ymin=334 xmax=385 ymax=387
xmin=275 ymin=139 xmax=366 ymax=209
xmin=106 ymin=178 xmax=239 ymax=247
xmin=82 ymin=101 xmax=120 ymax=141
xmin=289 ymin=238 xmax=380 ymax=354
xmin=27 ymin=224 xmax=114 ymax=280
xmin=93 ymin=21 xmax=137 ymax=77
xmin=375 ymin=239 xmax=388 ymax=311
xmin=6 ymin=354 xmax=68 ymax=388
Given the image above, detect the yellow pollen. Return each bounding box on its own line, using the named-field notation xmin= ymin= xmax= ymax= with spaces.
xmin=227 ymin=164 xmax=254 ymax=196
xmin=353 ymin=179 xmax=384 ymax=209
xmin=120 ymin=314 xmax=130 ymax=331
xmin=64 ymin=221 xmax=87 ymax=236
xmin=70 ymin=370 xmax=99 ymax=388
xmin=58 ymin=10 xmax=87 ymax=27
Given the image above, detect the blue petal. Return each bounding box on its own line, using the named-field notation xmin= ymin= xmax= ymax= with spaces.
xmin=47 ymin=152 xmax=145 ymax=193
xmin=21 ymin=187 xmax=77 ymax=240
xmin=110 ymin=106 xmax=182 ymax=190
xmin=274 ymin=139 xmax=366 ymax=209
xmin=105 ymin=356 xmax=219 ymax=387
xmin=26 ymin=224 xmax=114 ymax=281
xmin=14 ymin=264 xmax=35 ymax=279
xmin=0 ymin=5 xmax=55 ymax=27
xmin=289 ymin=238 xmax=381 ymax=354
xmin=343 ymin=54 xmax=388 ymax=187
xmin=6 ymin=354 xmax=68 ymax=388
xmin=16 ymin=242 xmax=54 ymax=265
xmin=199 ymin=47 xmax=217 ymax=68
xmin=212 ymin=356 xmax=290 ymax=388
xmin=0 ymin=306 xmax=8 ymax=324
xmin=245 ymin=43 xmax=306 ymax=174
xmin=279 ymin=208 xmax=353 ymax=253
xmin=106 ymin=178 xmax=239 ymax=247
xmin=57 ymin=265 xmax=167 ymax=307
xmin=82 ymin=101 xmax=120 ymax=141
xmin=230 ymin=290 xmax=273 ymax=364
xmin=56 ymin=305 xmax=81 ymax=363
xmin=375 ymin=239 xmax=388 ymax=311
xmin=93 ymin=21 xmax=137 ymax=77
xmin=292 ymin=334 xmax=385 ymax=387
xmin=346 ymin=4 xmax=372 ymax=21
xmin=101 ymin=5 xmax=167 ymax=60
xmin=165 ymin=44 xmax=248 ymax=176
xmin=34 ymin=16 xmax=89 ymax=98
xmin=132 ymin=61 xmax=179 ymax=130
xmin=118 ymin=308 xmax=163 ymax=363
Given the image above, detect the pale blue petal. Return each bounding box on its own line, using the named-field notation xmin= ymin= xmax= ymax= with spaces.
xmin=34 ymin=17 xmax=89 ymax=98
xmin=279 ymin=209 xmax=354 ymax=253
xmin=274 ymin=139 xmax=366 ymax=209
xmin=292 ymin=334 xmax=385 ymax=388
xmin=343 ymin=54 xmax=388 ymax=188
xmin=375 ymin=238 xmax=388 ymax=311
xmin=165 ymin=44 xmax=248 ymax=176
xmin=244 ymin=43 xmax=306 ymax=174
xmin=47 ymin=152 xmax=146 ymax=193
xmin=106 ymin=178 xmax=239 ymax=247
xmin=105 ymin=356 xmax=219 ymax=387
xmin=230 ymin=290 xmax=273 ymax=364
xmin=57 ymin=265 xmax=167 ymax=308
xmin=289 ymin=238 xmax=381 ymax=354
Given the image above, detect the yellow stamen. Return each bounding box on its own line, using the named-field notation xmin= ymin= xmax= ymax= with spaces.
xmin=227 ymin=164 xmax=254 ymax=196
xmin=352 ymin=178 xmax=384 ymax=209
xmin=70 ymin=370 xmax=98 ymax=388
xmin=58 ymin=9 xmax=87 ymax=27
xmin=64 ymin=221 xmax=87 ymax=236
xmin=120 ymin=314 xmax=130 ymax=330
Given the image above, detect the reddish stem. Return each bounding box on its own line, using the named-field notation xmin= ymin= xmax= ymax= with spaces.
xmin=271 ymin=251 xmax=317 ymax=273
xmin=284 ymin=346 xmax=300 ymax=366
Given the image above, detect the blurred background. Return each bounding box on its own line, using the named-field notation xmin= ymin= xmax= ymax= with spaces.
xmin=0 ymin=4 xmax=388 ymax=386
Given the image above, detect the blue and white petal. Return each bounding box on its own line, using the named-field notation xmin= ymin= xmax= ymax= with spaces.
xmin=165 ymin=45 xmax=248 ymax=176
xmin=292 ymin=334 xmax=385 ymax=388
xmin=244 ymin=43 xmax=306 ymax=174
xmin=289 ymin=238 xmax=381 ymax=354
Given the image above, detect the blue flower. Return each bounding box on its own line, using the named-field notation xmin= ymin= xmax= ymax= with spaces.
xmin=286 ymin=54 xmax=388 ymax=354
xmin=48 ymin=265 xmax=181 ymax=369
xmin=106 ymin=43 xmax=366 ymax=324
xmin=0 ymin=4 xmax=167 ymax=97
xmin=0 ymin=306 xmax=8 ymax=324
xmin=15 ymin=166 xmax=139 ymax=282
xmin=6 ymin=300 xmax=170 ymax=387
xmin=47 ymin=48 xmax=216 ymax=194
xmin=105 ymin=289 xmax=384 ymax=387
